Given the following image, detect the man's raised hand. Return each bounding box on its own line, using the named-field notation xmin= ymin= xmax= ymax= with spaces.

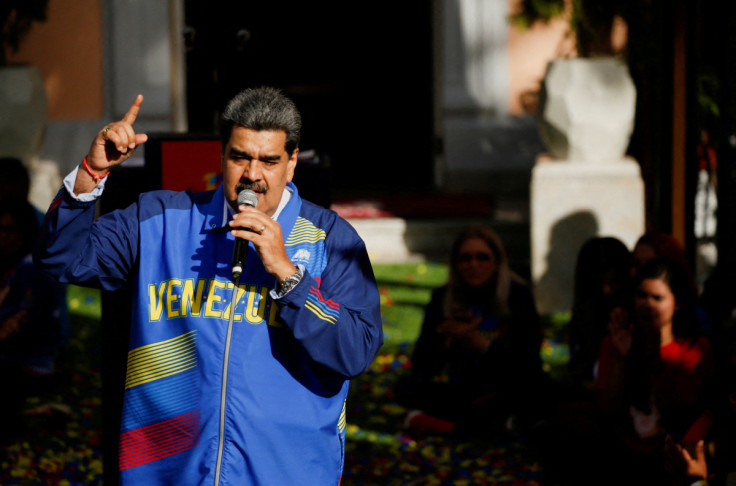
xmin=73 ymin=95 xmax=148 ymax=195
xmin=88 ymin=94 xmax=148 ymax=171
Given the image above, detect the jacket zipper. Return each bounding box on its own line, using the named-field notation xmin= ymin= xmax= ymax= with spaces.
xmin=214 ymin=282 xmax=240 ymax=486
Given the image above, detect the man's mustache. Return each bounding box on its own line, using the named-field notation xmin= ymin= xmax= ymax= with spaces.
xmin=236 ymin=182 xmax=267 ymax=194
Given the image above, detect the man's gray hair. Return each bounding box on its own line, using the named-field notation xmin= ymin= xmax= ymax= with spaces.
xmin=219 ymin=86 xmax=302 ymax=155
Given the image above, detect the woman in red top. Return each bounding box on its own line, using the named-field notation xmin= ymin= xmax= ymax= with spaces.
xmin=596 ymin=258 xmax=714 ymax=482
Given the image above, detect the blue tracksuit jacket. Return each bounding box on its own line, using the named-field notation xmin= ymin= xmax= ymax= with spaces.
xmin=34 ymin=180 xmax=383 ymax=485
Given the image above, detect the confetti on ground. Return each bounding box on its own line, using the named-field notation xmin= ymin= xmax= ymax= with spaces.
xmin=2 ymin=271 xmax=566 ymax=485
xmin=342 ymin=348 xmax=548 ymax=485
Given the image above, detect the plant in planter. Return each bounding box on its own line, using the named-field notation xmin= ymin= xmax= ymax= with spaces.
xmin=509 ymin=0 xmax=638 ymax=58
xmin=510 ymin=0 xmax=641 ymax=163
xmin=1 ymin=0 xmax=49 ymax=66
xmin=0 ymin=0 xmax=50 ymax=167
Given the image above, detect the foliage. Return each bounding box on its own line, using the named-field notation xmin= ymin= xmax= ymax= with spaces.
xmin=508 ymin=0 xmax=565 ymax=30
xmin=0 ymin=0 xmax=49 ymax=66
xmin=509 ymin=0 xmax=641 ymax=58
xmin=697 ymin=70 xmax=721 ymax=119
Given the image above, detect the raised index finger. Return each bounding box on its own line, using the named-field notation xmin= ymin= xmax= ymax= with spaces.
xmin=122 ymin=94 xmax=144 ymax=124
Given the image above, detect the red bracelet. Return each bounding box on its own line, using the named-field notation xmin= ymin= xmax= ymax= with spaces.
xmin=82 ymin=156 xmax=110 ymax=182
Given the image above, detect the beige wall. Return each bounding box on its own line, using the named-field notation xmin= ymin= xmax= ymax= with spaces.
xmin=10 ymin=1 xmax=568 ymax=122
xmin=9 ymin=0 xmax=103 ymax=120
xmin=507 ymin=1 xmax=569 ymax=116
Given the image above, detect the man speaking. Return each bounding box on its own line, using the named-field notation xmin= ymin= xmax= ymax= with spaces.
xmin=34 ymin=87 xmax=383 ymax=485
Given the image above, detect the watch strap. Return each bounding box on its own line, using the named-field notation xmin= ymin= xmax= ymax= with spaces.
xmin=276 ymin=265 xmax=304 ymax=297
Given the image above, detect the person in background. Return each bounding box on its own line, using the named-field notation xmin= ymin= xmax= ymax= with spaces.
xmin=0 ymin=157 xmax=32 ymax=202
xmin=700 ymin=293 xmax=736 ymax=486
xmin=631 ymin=231 xmax=690 ymax=278
xmin=0 ymin=157 xmax=44 ymax=224
xmin=664 ymin=436 xmax=710 ymax=486
xmin=396 ymin=225 xmax=543 ymax=438
xmin=631 ymin=230 xmax=713 ymax=339
xmin=566 ymin=236 xmax=632 ymax=391
xmin=596 ymin=258 xmax=715 ymax=484
xmin=537 ymin=237 xmax=632 ymax=482
xmin=0 ymin=199 xmax=68 ymax=441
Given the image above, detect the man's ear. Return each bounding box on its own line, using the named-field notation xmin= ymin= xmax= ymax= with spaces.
xmin=286 ymin=148 xmax=299 ymax=182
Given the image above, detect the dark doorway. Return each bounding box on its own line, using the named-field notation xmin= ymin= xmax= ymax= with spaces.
xmin=183 ymin=2 xmax=435 ymax=194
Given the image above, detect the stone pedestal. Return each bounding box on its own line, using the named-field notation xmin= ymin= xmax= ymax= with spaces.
xmin=530 ymin=158 xmax=645 ymax=314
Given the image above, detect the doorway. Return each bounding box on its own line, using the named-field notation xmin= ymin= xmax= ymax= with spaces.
xmin=183 ymin=2 xmax=435 ymax=194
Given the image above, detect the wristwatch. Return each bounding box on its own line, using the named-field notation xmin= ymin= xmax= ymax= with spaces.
xmin=277 ymin=265 xmax=303 ymax=296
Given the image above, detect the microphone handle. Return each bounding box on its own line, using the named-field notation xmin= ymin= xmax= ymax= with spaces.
xmin=232 ymin=237 xmax=248 ymax=279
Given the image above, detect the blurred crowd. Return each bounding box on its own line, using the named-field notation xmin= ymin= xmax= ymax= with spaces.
xmin=393 ymin=224 xmax=735 ymax=486
xmin=0 ymin=157 xmax=68 ymax=441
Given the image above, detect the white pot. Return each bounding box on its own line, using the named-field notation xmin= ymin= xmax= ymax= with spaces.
xmin=539 ymin=57 xmax=636 ymax=163
xmin=0 ymin=64 xmax=48 ymax=165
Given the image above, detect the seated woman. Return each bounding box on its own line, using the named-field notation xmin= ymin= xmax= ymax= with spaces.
xmin=395 ymin=225 xmax=543 ymax=438
xmin=595 ymin=258 xmax=715 ymax=483
xmin=566 ymin=236 xmax=631 ymax=392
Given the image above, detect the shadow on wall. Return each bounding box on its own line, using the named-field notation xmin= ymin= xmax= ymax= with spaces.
xmin=535 ymin=211 xmax=598 ymax=313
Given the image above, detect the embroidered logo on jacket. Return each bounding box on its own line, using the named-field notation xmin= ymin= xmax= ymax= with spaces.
xmin=292 ymin=248 xmax=311 ymax=263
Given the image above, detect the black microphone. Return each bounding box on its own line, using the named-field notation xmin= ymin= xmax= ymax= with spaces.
xmin=231 ymin=189 xmax=258 ymax=279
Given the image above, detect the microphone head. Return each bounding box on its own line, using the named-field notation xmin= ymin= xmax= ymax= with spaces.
xmin=237 ymin=189 xmax=258 ymax=208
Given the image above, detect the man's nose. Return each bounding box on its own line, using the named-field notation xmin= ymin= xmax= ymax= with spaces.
xmin=244 ymin=160 xmax=262 ymax=180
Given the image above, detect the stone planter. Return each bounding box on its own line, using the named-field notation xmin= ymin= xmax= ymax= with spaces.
xmin=0 ymin=64 xmax=48 ymax=165
xmin=0 ymin=64 xmax=61 ymax=210
xmin=538 ymin=57 xmax=636 ymax=163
